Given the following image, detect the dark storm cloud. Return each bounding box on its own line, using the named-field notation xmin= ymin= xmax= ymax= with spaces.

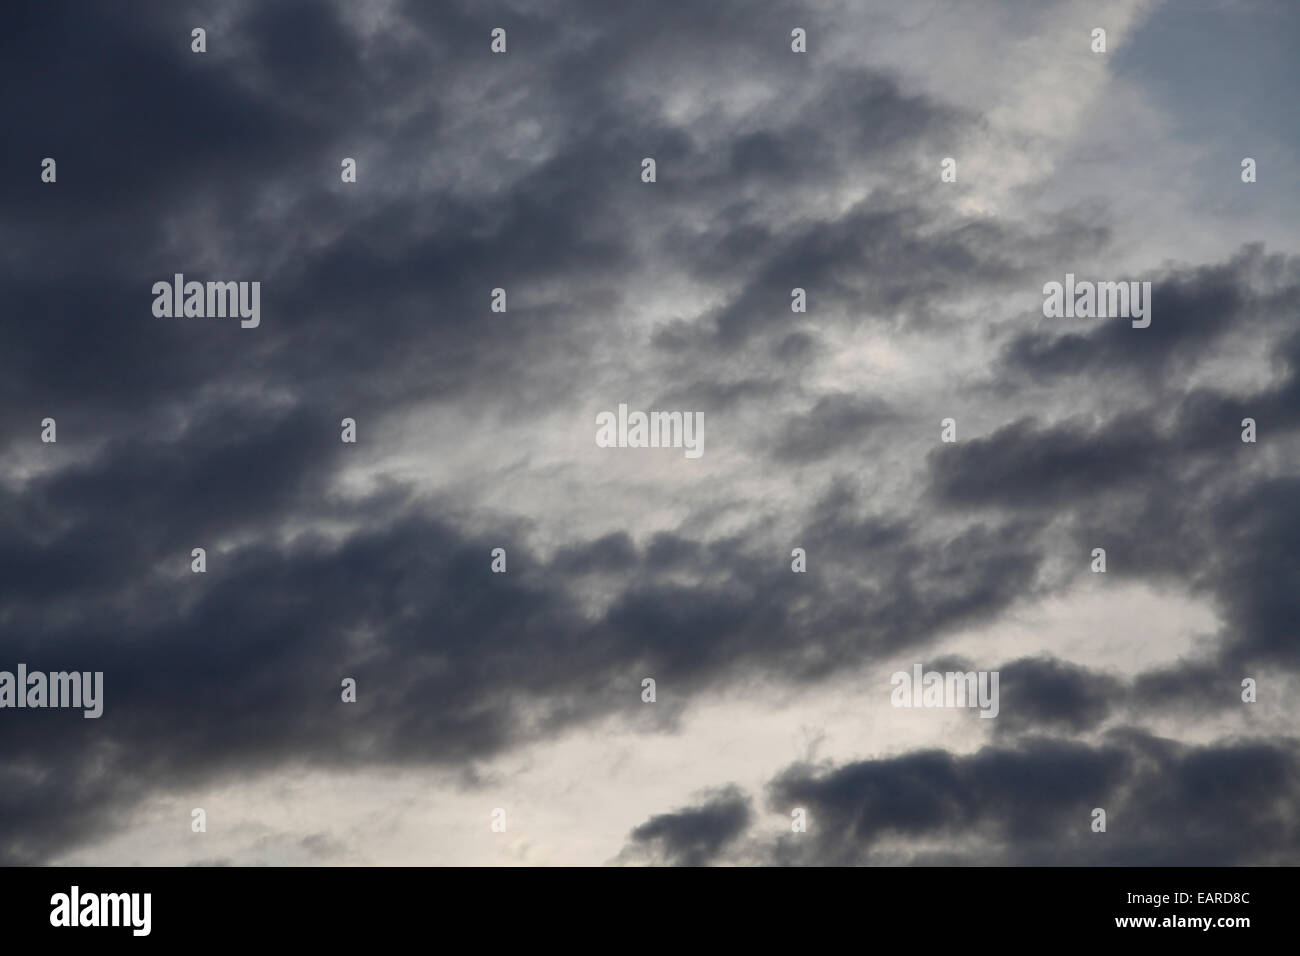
xmin=3 ymin=0 xmax=1298 ymax=868
xmin=0 ymin=2 xmax=346 ymax=239
xmin=765 ymin=738 xmax=1126 ymax=863
xmin=1131 ymin=660 xmax=1242 ymax=716
xmin=0 ymin=504 xmax=588 ymax=863
xmin=748 ymin=730 xmax=1300 ymax=865
xmin=903 ymin=653 xmax=1242 ymax=732
xmin=0 ymin=464 xmax=1054 ymax=863
xmin=0 ymin=0 xmax=1086 ymax=457
xmin=592 ymin=479 xmax=1047 ymax=692
xmin=928 ymin=278 xmax=1300 ymax=671
xmin=1051 ymin=465 xmax=1300 ymax=670
xmin=0 ymin=402 xmax=335 ymax=606
xmin=1 ymin=0 xmax=1010 ymax=460
xmin=0 ymin=0 xmax=639 ymax=445
xmin=934 ymin=292 xmax=1300 ymax=512
xmin=926 ymin=413 xmax=1170 ymax=510
xmin=0 ymin=265 xmax=1058 ymax=867
xmin=1000 ymin=246 xmax=1292 ymax=382
xmin=990 ymin=657 xmax=1124 ymax=736
xmin=613 ymin=729 xmax=1300 ymax=865
xmin=1201 ymin=475 xmax=1300 ymax=664
xmin=619 ymin=785 xmax=753 ymax=866
xmin=920 ymin=241 xmax=1300 ymax=752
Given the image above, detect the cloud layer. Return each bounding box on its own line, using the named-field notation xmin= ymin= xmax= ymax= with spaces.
xmin=1 ymin=0 xmax=1296 ymax=866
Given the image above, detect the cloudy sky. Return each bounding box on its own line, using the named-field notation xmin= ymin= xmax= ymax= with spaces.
xmin=2 ymin=0 xmax=1297 ymax=866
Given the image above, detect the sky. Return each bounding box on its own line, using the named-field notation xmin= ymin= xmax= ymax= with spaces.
xmin=1 ymin=0 xmax=1297 ymax=866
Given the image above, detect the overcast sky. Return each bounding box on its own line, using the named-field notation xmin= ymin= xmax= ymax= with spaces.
xmin=1 ymin=0 xmax=1297 ymax=866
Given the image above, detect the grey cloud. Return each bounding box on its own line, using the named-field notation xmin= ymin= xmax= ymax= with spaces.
xmin=755 ymin=731 xmax=1300 ymax=865
xmin=619 ymin=785 xmax=753 ymax=866
xmin=2 ymin=0 xmax=1297 ymax=868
